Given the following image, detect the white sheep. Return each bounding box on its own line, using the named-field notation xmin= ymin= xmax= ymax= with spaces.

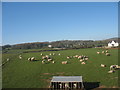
xmin=52 ymin=61 xmax=55 ymax=63
xmin=79 ymin=59 xmax=83 ymax=62
xmin=97 ymin=52 xmax=100 ymax=54
xmin=101 ymin=64 xmax=106 ymax=67
xmin=81 ymin=62 xmax=86 ymax=64
xmin=62 ymin=61 xmax=68 ymax=64
xmin=7 ymin=58 xmax=10 ymax=61
xmin=31 ymin=57 xmax=35 ymax=61
xmin=106 ymin=53 xmax=110 ymax=56
xmin=58 ymin=53 xmax=61 ymax=55
xmin=108 ymin=70 xmax=115 ymax=73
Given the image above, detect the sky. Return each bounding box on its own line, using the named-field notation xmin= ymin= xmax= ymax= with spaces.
xmin=2 ymin=2 xmax=118 ymax=45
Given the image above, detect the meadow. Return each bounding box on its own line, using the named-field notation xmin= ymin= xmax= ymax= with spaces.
xmin=2 ymin=48 xmax=119 ymax=88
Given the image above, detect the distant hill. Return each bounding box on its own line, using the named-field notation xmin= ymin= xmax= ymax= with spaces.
xmin=2 ymin=37 xmax=119 ymax=50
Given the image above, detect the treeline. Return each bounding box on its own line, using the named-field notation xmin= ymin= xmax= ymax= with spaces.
xmin=2 ymin=38 xmax=119 ymax=50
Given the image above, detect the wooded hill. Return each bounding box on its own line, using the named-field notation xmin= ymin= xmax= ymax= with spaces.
xmin=2 ymin=37 xmax=119 ymax=50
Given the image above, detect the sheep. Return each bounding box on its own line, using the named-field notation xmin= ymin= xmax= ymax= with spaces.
xmin=58 ymin=53 xmax=61 ymax=55
xmin=49 ymin=53 xmax=52 ymax=55
xmin=67 ymin=56 xmax=70 ymax=59
xmin=31 ymin=57 xmax=35 ymax=61
xmin=48 ymin=59 xmax=52 ymax=61
xmin=79 ymin=59 xmax=83 ymax=62
xmin=108 ymin=70 xmax=115 ymax=73
xmin=65 ymin=83 xmax=69 ymax=88
xmin=19 ymin=55 xmax=22 ymax=59
xmin=97 ymin=52 xmax=100 ymax=54
xmin=110 ymin=65 xmax=117 ymax=71
xmin=28 ymin=58 xmax=31 ymax=61
xmin=40 ymin=53 xmax=43 ymax=56
xmin=84 ymin=58 xmax=88 ymax=60
xmin=73 ymin=84 xmax=77 ymax=88
xmin=101 ymin=64 xmax=106 ymax=67
xmin=7 ymin=58 xmax=10 ymax=61
xmin=81 ymin=62 xmax=86 ymax=64
xmin=19 ymin=56 xmax=22 ymax=59
xmin=62 ymin=61 xmax=68 ymax=64
xmin=106 ymin=53 xmax=110 ymax=56
xmin=106 ymin=50 xmax=108 ymax=53
xmin=42 ymin=60 xmax=45 ymax=64
xmin=78 ymin=56 xmax=82 ymax=59
xmin=52 ymin=61 xmax=55 ymax=63
xmin=102 ymin=51 xmax=105 ymax=53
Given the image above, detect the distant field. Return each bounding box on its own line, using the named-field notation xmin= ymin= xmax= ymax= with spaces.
xmin=2 ymin=48 xmax=119 ymax=88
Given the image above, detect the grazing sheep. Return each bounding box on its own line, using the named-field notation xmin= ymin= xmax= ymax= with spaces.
xmin=31 ymin=57 xmax=35 ymax=61
xmin=62 ymin=61 xmax=68 ymax=64
xmin=101 ymin=64 xmax=106 ymax=67
xmin=48 ymin=59 xmax=52 ymax=61
xmin=106 ymin=50 xmax=108 ymax=53
xmin=108 ymin=70 xmax=115 ymax=73
xmin=85 ymin=58 xmax=88 ymax=60
xmin=49 ymin=53 xmax=52 ymax=55
xmin=52 ymin=61 xmax=55 ymax=63
xmin=40 ymin=53 xmax=43 ymax=56
xmin=106 ymin=53 xmax=110 ymax=56
xmin=102 ymin=51 xmax=105 ymax=53
xmin=78 ymin=56 xmax=82 ymax=59
xmin=79 ymin=59 xmax=83 ymax=62
xmin=19 ymin=55 xmax=22 ymax=59
xmin=81 ymin=62 xmax=86 ymax=64
xmin=110 ymin=65 xmax=117 ymax=71
xmin=67 ymin=56 xmax=71 ymax=59
xmin=97 ymin=52 xmax=100 ymax=54
xmin=42 ymin=60 xmax=45 ymax=64
xmin=7 ymin=58 xmax=10 ymax=61
xmin=58 ymin=53 xmax=61 ymax=55
xmin=28 ymin=58 xmax=31 ymax=61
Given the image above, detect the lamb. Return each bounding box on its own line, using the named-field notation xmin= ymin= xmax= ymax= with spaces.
xmin=101 ymin=64 xmax=106 ymax=67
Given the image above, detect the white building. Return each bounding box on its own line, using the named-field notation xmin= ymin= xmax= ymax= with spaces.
xmin=48 ymin=45 xmax=52 ymax=48
xmin=108 ymin=41 xmax=119 ymax=47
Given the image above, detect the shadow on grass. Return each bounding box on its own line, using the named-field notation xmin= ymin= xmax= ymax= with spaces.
xmin=83 ymin=82 xmax=100 ymax=89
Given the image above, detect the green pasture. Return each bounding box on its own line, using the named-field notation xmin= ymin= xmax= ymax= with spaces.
xmin=2 ymin=48 xmax=119 ymax=88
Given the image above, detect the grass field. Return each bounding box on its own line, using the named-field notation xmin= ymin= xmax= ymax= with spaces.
xmin=2 ymin=48 xmax=119 ymax=88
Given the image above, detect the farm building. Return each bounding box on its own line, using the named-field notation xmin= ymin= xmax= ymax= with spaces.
xmin=50 ymin=76 xmax=84 ymax=89
xmin=108 ymin=41 xmax=119 ymax=47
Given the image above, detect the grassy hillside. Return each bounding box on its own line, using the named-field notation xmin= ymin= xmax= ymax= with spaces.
xmin=2 ymin=48 xmax=118 ymax=88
